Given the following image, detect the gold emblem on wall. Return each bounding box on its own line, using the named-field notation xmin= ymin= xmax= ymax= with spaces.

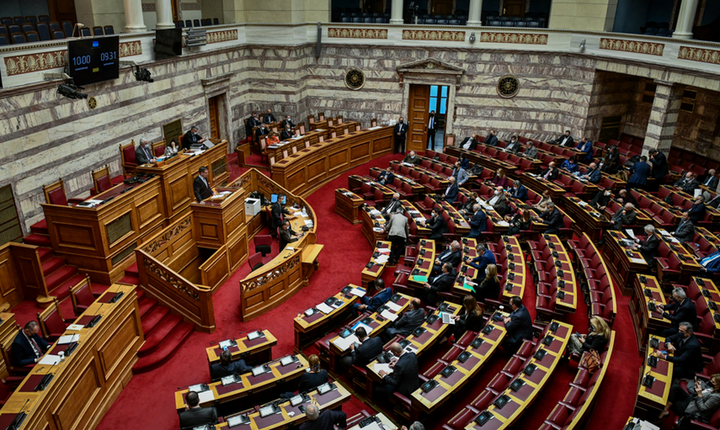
xmin=497 ymin=75 xmax=520 ymax=99
xmin=344 ymin=69 xmax=365 ymax=91
xmin=88 ymin=97 xmax=97 ymax=109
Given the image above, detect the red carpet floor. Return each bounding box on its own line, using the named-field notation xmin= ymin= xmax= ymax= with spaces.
xmin=25 ymin=150 xmax=640 ymax=429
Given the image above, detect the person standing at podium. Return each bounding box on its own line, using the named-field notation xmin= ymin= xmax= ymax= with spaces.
xmin=193 ymin=166 xmax=213 ymax=202
xmin=12 ymin=321 xmax=49 ymax=366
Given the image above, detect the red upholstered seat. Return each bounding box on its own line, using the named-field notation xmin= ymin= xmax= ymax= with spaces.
xmin=48 ymin=187 xmax=68 ymax=206
xmin=248 ymin=253 xmax=264 ymax=271
xmin=96 ymin=175 xmax=112 ymax=193
xmin=153 ymin=144 xmax=165 ymax=157
xmin=37 ymin=301 xmax=70 ymax=342
xmin=123 ymin=144 xmax=137 ymax=166
xmin=446 ymin=406 xmax=479 ymax=430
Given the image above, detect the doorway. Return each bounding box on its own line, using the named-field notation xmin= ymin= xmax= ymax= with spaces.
xmin=208 ymin=96 xmax=220 ymax=140
xmin=408 ymin=84 xmax=449 ymax=152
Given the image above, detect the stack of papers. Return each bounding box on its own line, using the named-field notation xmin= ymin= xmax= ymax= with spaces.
xmin=66 ymin=324 xmax=84 ymax=331
xmin=381 ymin=310 xmax=399 ymax=321
xmin=386 ymin=302 xmax=402 ymax=312
xmin=374 ymin=255 xmax=389 ymax=264
xmin=58 ymin=334 xmax=80 ymax=344
xmin=373 ymin=363 xmax=393 ymax=374
xmin=316 ymin=303 xmax=334 ymax=314
xmin=352 ymin=322 xmax=373 ymax=334
xmin=332 ymin=334 xmax=359 ymax=351
xmin=198 ymin=391 xmax=215 ymax=403
xmin=350 ymin=288 xmax=366 ymax=297
xmin=378 ymin=248 xmax=391 ymax=254
xmin=39 ymin=355 xmax=62 ymax=365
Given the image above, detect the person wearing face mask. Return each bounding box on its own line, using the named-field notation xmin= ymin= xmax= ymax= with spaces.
xmin=508 ymin=180 xmax=528 ymax=202
xmin=465 ymin=263 xmax=500 ymax=304
xmin=424 ymin=208 xmax=448 ymax=241
xmin=452 ymin=161 xmax=469 ymax=186
xmin=419 ymin=263 xmax=454 ymax=306
xmin=468 ymin=204 xmax=487 ymax=238
xmin=464 ymin=243 xmax=496 ymax=277
xmin=673 ymin=211 xmax=695 ymax=244
xmin=488 ymin=186 xmax=509 ymax=216
xmin=589 ymin=189 xmax=613 ymax=211
xmin=280 ymin=124 xmax=293 ymax=140
xmin=504 ymin=136 xmax=521 ymax=154
xmin=659 ymin=322 xmax=703 ymax=380
xmin=382 ymin=193 xmax=401 ymax=216
xmin=378 ymin=167 xmax=396 ymax=187
xmin=281 ymin=115 xmax=295 ymax=130
xmin=459 ymin=192 xmax=479 ymax=217
xmin=522 ymin=141 xmax=539 ymax=159
xmin=656 ymin=287 xmax=698 ymax=337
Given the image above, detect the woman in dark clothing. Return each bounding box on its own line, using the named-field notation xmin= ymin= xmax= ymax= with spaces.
xmin=298 ymin=354 xmax=328 ymax=393
xmin=449 ymin=295 xmax=486 ymax=340
xmin=567 ymin=316 xmax=611 ymax=355
xmin=506 ymin=209 xmax=532 ymax=236
xmin=467 ymin=264 xmax=500 ymax=304
xmin=658 ymin=373 xmax=720 ymax=421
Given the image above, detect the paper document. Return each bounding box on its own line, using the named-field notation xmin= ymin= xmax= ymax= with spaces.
xmin=373 ymin=363 xmax=393 ymax=375
xmin=360 ymin=423 xmax=384 ymax=430
xmin=331 ymin=334 xmax=359 ymax=351
xmin=373 ymin=228 xmax=384 ymax=232
xmin=316 ymin=303 xmax=334 ymax=314
xmin=352 ymin=322 xmax=374 ymax=335
xmin=66 ymin=324 xmax=84 ymax=331
xmin=286 ymin=247 xmax=295 ymax=251
xmin=386 ymin=301 xmax=402 ymax=312
xmin=441 ymin=313 xmax=456 ymax=325
xmin=496 ymin=221 xmax=509 ymax=227
xmin=381 ymin=310 xmax=399 ymax=321
xmin=368 ymin=126 xmax=382 ymax=130
xmin=378 ymin=248 xmax=391 ymax=254
xmin=350 ymin=288 xmax=366 ymax=297
xmin=370 ymin=209 xmax=382 ymax=215
xmin=39 ymin=355 xmax=61 ymax=365
xmin=625 ymin=229 xmax=636 ymax=238
xmin=198 ymin=390 xmax=215 ymax=403
xmin=374 ymin=255 xmax=389 ymax=264
xmin=58 ymin=334 xmax=80 ymax=344
xmin=630 ymin=257 xmax=646 ymax=264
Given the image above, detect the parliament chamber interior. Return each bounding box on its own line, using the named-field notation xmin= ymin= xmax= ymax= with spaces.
xmin=2 ymin=0 xmax=720 ymax=429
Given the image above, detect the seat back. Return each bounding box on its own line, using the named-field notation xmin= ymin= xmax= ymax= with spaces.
xmin=61 ymin=20 xmax=73 ymax=37
xmin=12 ymin=32 xmax=26 ymax=44
xmin=36 ymin=22 xmax=50 ymax=40
xmin=51 ymin=29 xmax=64 ymax=39
xmin=104 ymin=25 xmax=114 ymax=34
xmin=248 ymin=252 xmax=264 ymax=271
xmin=92 ymin=26 xmax=103 ymax=35
xmin=43 ymin=179 xmax=68 ymax=206
xmin=94 ymin=172 xmax=112 ymax=194
xmin=120 ymin=141 xmax=138 ymax=175
xmin=69 ymin=275 xmax=95 ymax=315
xmin=37 ymin=299 xmax=66 ymax=339
xmin=151 ymin=141 xmax=166 ymax=157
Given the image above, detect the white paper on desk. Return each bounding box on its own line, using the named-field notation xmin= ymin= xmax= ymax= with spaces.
xmin=378 ymin=248 xmax=391 ymax=254
xmin=374 ymin=255 xmax=389 ymax=264
xmin=578 ymin=201 xmax=588 ymax=207
xmin=694 ymin=189 xmax=702 ymax=198
xmin=386 ymin=301 xmax=402 ymax=312
xmin=370 ymin=209 xmax=382 ymax=215
xmin=350 ymin=288 xmax=366 ymax=297
xmin=668 ymin=236 xmax=680 ymax=244
xmin=353 ymin=322 xmax=374 ymax=335
xmin=316 ymin=303 xmax=334 ymax=314
xmin=39 ymin=355 xmax=61 ymax=365
xmin=66 ymin=324 xmax=84 ymax=331
xmin=286 ymin=247 xmax=295 ymax=251
xmin=304 ymin=220 xmax=314 ymax=227
xmin=373 ymin=228 xmax=384 ymax=232
xmin=496 ymin=221 xmax=509 ymax=227
xmin=58 ymin=334 xmax=80 ymax=344
xmin=360 ymin=423 xmax=384 ymax=430
xmin=369 ymin=126 xmax=382 ymax=130
xmin=626 ymin=229 xmax=636 ymax=238
xmin=332 ymin=334 xmax=359 ymax=351
xmin=631 ymin=257 xmax=646 ymax=264
xmin=441 ymin=312 xmax=456 ymax=325
xmin=659 ymin=229 xmax=671 ymax=236
xmin=373 ymin=363 xmax=393 ymax=374
xmin=381 ymin=310 xmax=399 ymax=321
xmin=198 ymin=390 xmax=215 ymax=403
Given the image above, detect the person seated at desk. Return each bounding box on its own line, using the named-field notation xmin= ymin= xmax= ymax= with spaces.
xmin=431 ymin=241 xmax=462 ymax=276
xmin=382 ymin=193 xmax=402 ymax=216
xmin=299 ymin=404 xmax=347 ymax=430
xmin=267 ymin=132 xmax=280 ymax=146
xmin=459 ymin=192 xmax=479 ymax=217
xmin=460 ymin=134 xmax=479 ymax=150
xmin=702 ymin=168 xmax=719 ymax=190
xmin=280 ymin=124 xmax=294 ymax=141
xmin=701 ymin=252 xmax=720 ymax=274
xmin=466 ymin=263 xmax=500 ymax=304
xmin=247 ymin=112 xmax=261 ymax=132
xmin=627 ymin=156 xmax=651 ymax=189
xmin=567 ymin=316 xmax=610 ymax=357
xmin=502 ymin=296 xmax=533 ymax=353
xmin=165 ymin=139 xmax=179 ymax=157
xmin=658 ymin=374 xmax=720 ymax=422
xmin=616 ymin=188 xmax=638 ymax=207
xmin=578 ymin=162 xmax=602 ymax=184
xmin=561 ymin=155 xmax=580 ymax=173
xmin=532 ymin=202 xmax=563 ymax=234
xmin=610 ymin=203 xmax=637 ymax=230
xmin=340 ymin=326 xmax=383 ymax=370
xmin=673 ymin=211 xmax=696 ymax=244
xmin=656 ymin=287 xmax=698 ymax=337
xmin=534 ymin=189 xmax=554 ymax=213
xmin=687 ymin=195 xmax=706 ymax=224
xmin=262 ymin=109 xmax=276 ymax=124
xmin=505 ymin=209 xmax=531 ymax=236
xmin=183 ymin=126 xmax=206 ymax=150
xmin=600 ymin=145 xmax=621 ymax=174
xmin=210 ymin=350 xmax=251 ymax=380
xmin=351 ymin=279 xmax=393 ymax=318
xmin=468 ymin=204 xmax=487 ymax=239
xmin=403 ymin=151 xmax=421 ymax=165
xmin=12 ymin=321 xmax=50 ymax=366
xmin=178 ymin=391 xmax=218 ymax=429
xmin=402 ymin=423 xmax=425 ymax=430
xmin=539 ymin=162 xmax=560 ymax=181
xmin=419 ymin=262 xmax=454 ymax=306
xmin=255 ymin=123 xmax=270 ymax=141
xmin=522 ymin=141 xmax=539 ymax=159
xmin=508 ymin=180 xmax=528 ymax=202
xmin=377 ymin=167 xmax=395 ymax=186
xmin=490 ymin=168 xmax=508 ymax=188
xmin=488 ymin=186 xmax=509 ymax=216
xmin=193 ymin=166 xmax=213 ymax=203
xmin=374 ymin=342 xmax=420 ymax=402
xmin=503 ymin=136 xmax=521 ymax=154
xmin=298 ymin=354 xmax=329 ymax=393
xmin=660 ymin=322 xmax=703 ymax=380
xmin=589 ymin=189 xmax=613 ymax=211
xmin=382 ymin=298 xmax=425 ymax=341
xmin=442 ymin=176 xmax=459 ymax=203
xmin=553 ymin=130 xmax=574 ymax=147
xmin=575 ymin=137 xmax=593 ymax=163
xmin=444 ymin=295 xmax=485 ymax=343
xmin=632 ymin=224 xmax=659 ymax=263
xmin=280 ymin=220 xmax=304 ymax=250
xmin=135 ymin=139 xmax=156 ymax=165
xmin=484 ymin=130 xmax=498 ymax=147
xmin=465 ymin=242 xmax=496 ymax=277
xmin=424 ymin=208 xmax=448 ymax=241
xmin=281 ymin=115 xmax=296 ymax=130
xmin=675 ymin=172 xmax=700 ymax=195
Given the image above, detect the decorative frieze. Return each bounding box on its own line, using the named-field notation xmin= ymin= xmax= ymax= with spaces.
xmin=480 ymin=32 xmax=548 ymax=45
xmin=677 ymin=46 xmax=720 ymax=65
xmin=402 ymin=30 xmax=465 ymax=42
xmin=120 ymin=41 xmax=143 ymax=57
xmin=4 ymin=50 xmax=66 ymax=76
xmin=599 ymin=38 xmax=664 ymax=56
xmin=207 ymin=30 xmax=239 ymax=44
xmin=328 ymin=28 xmax=388 ymax=39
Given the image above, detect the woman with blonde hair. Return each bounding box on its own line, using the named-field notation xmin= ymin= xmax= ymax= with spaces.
xmin=466 ymin=263 xmax=500 ymax=303
xmin=567 ymin=316 xmax=611 ymax=355
xmin=298 ymin=354 xmax=328 ymax=393
xmin=448 ymin=295 xmax=486 ymax=341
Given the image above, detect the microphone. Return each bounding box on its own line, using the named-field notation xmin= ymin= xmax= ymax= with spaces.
xmin=7 ymin=398 xmax=30 ymax=430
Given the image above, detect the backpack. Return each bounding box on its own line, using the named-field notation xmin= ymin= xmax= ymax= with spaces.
xmin=582 ymin=349 xmax=602 ymax=374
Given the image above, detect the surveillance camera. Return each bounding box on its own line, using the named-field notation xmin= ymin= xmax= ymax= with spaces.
xmin=57 ymin=83 xmax=88 ymax=99
xmin=134 ymin=66 xmax=154 ymax=83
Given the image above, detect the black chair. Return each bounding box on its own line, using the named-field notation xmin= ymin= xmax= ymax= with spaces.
xmin=93 ymin=26 xmax=103 ymax=35
xmin=104 ymin=25 xmax=114 ymax=34
xmin=0 ymin=34 xmax=7 ymax=46
xmin=524 ymin=16 xmax=534 ymax=21
xmin=448 ymin=19 xmax=460 ymax=25
xmin=511 ymin=16 xmax=521 ymax=21
xmin=352 ymin=17 xmax=362 ymax=23
xmin=657 ymin=28 xmax=671 ymax=36
xmin=445 ymin=15 xmax=454 ymax=19
xmin=176 ymin=20 xmax=184 ymax=28
xmin=361 ymin=12 xmax=372 ymax=17
xmin=13 ymin=17 xmax=24 ymax=26
xmin=433 ymin=14 xmax=443 ymax=19
xmin=80 ymin=27 xmax=90 ymax=37
xmin=213 ymin=18 xmax=219 ymax=25
xmin=21 ymin=23 xmax=33 ymax=34
xmin=25 ymin=31 xmax=39 ymax=42
xmin=0 ymin=25 xmax=7 ymax=38
xmin=7 ymin=24 xmax=20 ymax=35
xmin=26 ymin=16 xmax=38 ymax=26
xmin=36 ymin=22 xmax=50 ymax=40
xmin=644 ymin=27 xmax=658 ymax=35
xmin=11 ymin=33 xmax=26 ymax=44
xmin=350 ymin=13 xmax=359 ymax=17
xmin=436 ymin=19 xmax=448 ymax=25
xmin=502 ymin=21 xmax=514 ymax=26
xmin=340 ymin=13 xmax=348 ymax=17
xmin=372 ymin=13 xmax=381 ymax=17
xmin=486 ymin=15 xmax=498 ymax=21
xmin=459 ymin=18 xmax=467 ymax=25
xmin=375 ymin=17 xmax=387 ymax=23
xmin=62 ymin=20 xmax=72 ymax=37
xmin=193 ymin=19 xmax=200 ymax=27
xmin=528 ymin=21 xmax=540 ymax=27
xmin=185 ymin=19 xmax=192 ymax=27
xmin=515 ymin=21 xmax=527 ymax=27
xmin=425 ymin=18 xmax=436 ymax=24
xmin=49 ymin=21 xmax=60 ymax=32
xmin=422 ymin=14 xmax=431 ymax=19
xmin=38 ymin=15 xmax=50 ymax=23
xmin=51 ymin=30 xmax=64 ymax=39
xmin=364 ymin=17 xmax=374 ymax=23
xmin=342 ymin=17 xmax=351 ymax=22
xmin=499 ymin=16 xmax=510 ymax=21
xmin=489 ymin=20 xmax=502 ymax=26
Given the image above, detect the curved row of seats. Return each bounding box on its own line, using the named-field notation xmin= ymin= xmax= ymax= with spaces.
xmin=569 ymin=233 xmax=617 ymax=327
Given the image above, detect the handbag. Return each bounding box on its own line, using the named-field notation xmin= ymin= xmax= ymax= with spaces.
xmin=581 ymin=349 xmax=602 ymax=374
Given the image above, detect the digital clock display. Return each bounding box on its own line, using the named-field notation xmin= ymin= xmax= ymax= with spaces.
xmin=67 ymin=36 xmax=120 ymax=86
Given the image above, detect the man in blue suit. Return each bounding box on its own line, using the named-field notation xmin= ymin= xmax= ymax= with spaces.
xmin=377 ymin=166 xmax=395 ymax=186
xmin=443 ymin=176 xmax=459 ymax=203
xmin=465 ymin=243 xmax=496 ymax=275
xmin=578 ymin=162 xmax=602 ymax=184
xmin=502 ymin=296 xmax=533 ymax=353
xmin=351 ymin=279 xmax=393 ymax=317
xmin=508 ymin=180 xmax=528 ymax=202
xmin=575 ymin=137 xmax=593 ymax=163
xmin=628 ymin=156 xmax=651 ymax=189
xmin=12 ymin=321 xmax=49 ymax=366
xmin=687 ymin=195 xmax=706 ymax=223
xmin=468 ymin=204 xmax=487 ymax=239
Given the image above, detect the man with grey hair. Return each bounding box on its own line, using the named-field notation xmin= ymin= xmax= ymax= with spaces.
xmin=299 ymin=403 xmax=347 ymax=430
xmin=532 ymin=201 xmax=562 ymax=234
xmin=385 ymin=207 xmax=409 ymax=266
xmin=402 ymin=423 xmax=425 ymax=430
xmin=135 ymin=138 xmax=156 ymax=165
xmin=660 ymin=321 xmax=702 ymax=380
xmin=12 ymin=320 xmax=50 ymax=366
xmin=374 ymin=342 xmax=420 ymax=402
xmin=610 ymin=203 xmax=637 ymax=231
xmin=468 ymin=204 xmax=487 ymax=238
xmin=431 ymin=240 xmax=462 ymax=276
xmin=657 ymin=287 xmax=698 ymax=337
xmin=633 ymin=224 xmax=659 ymax=263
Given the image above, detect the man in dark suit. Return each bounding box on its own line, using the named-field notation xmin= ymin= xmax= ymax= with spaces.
xmin=522 ymin=141 xmax=539 ymax=159
xmin=610 ymin=203 xmax=637 ymax=230
xmin=402 ymin=151 xmax=421 ymax=165
xmin=255 ymin=123 xmax=269 ymax=141
xmin=375 ymin=342 xmax=420 ymax=401
xmin=425 ymin=208 xmax=448 ymax=240
xmin=504 ymin=136 xmax=521 ymax=154
xmin=210 ymin=350 xmax=250 ymax=380
xmin=340 ymin=326 xmax=383 ymax=369
xmin=11 ymin=321 xmax=49 ymax=366
xmin=377 ymin=167 xmax=396 ymax=186
xmin=246 ymin=112 xmax=260 ymax=140
xmin=262 ymin=109 xmax=276 ymax=124
xmin=508 ymin=180 xmax=528 ymax=202
xmin=351 ymin=279 xmax=393 ymax=317
xmin=465 ymin=243 xmax=496 ymax=276
xmin=502 ymin=296 xmax=533 ymax=353
xmin=299 ymin=404 xmax=347 ymax=430
xmin=280 ymin=115 xmax=295 ymax=130
xmin=426 ymin=110 xmax=437 ymax=150
xmin=615 ymin=189 xmax=638 ymax=207
xmin=488 ymin=186 xmax=509 ymax=216
xmin=383 ymin=299 xmax=425 ymax=340
xmin=484 ymin=130 xmax=498 ymax=147
xmin=658 ymin=287 xmax=698 ymax=337
xmin=432 ymin=241 xmax=462 ymax=275
xmin=533 ymin=202 xmax=563 ymax=234
xmin=183 ymin=126 xmax=205 ymax=149
xmin=633 ymin=224 xmax=659 ymax=263
xmin=649 ymin=149 xmax=668 ymax=182
xmin=381 ymin=193 xmax=401 ymax=216
xmin=279 ymin=220 xmax=303 ymax=249
xmin=628 ymin=156 xmax=651 ymax=188
xmin=394 ymin=118 xmax=408 ymax=154
xmin=673 ymin=212 xmax=695 ymax=244
xmin=600 ymin=145 xmax=621 ymax=174
xmin=555 ymin=130 xmax=574 ymax=147
xmin=135 ymin=139 xmax=156 ymax=165
xmin=178 ymin=391 xmax=218 ymax=429
xmin=702 ymin=169 xmax=718 ymax=189
xmin=687 ymin=195 xmax=706 ymax=223
xmin=674 ymin=172 xmax=700 ymax=194
xmin=468 ymin=205 xmax=487 ymax=239
xmin=420 ymin=263 xmax=454 ymax=306
xmin=589 ymin=189 xmax=613 ymax=211
xmin=661 ymin=322 xmax=703 ymax=380
xmin=443 ymin=177 xmax=459 ymax=203
xmin=280 ymin=124 xmax=293 ymax=140
xmin=539 ymin=162 xmax=559 ymax=181
xmin=579 ymin=162 xmax=602 ymax=184
xmin=193 ymin=166 xmax=213 ymax=202
xmin=460 ymin=134 xmax=478 ymax=150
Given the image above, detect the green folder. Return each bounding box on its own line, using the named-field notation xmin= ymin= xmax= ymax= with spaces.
xmin=412 ymin=275 xmax=428 ymax=283
xmin=463 ymin=281 xmax=476 ymax=293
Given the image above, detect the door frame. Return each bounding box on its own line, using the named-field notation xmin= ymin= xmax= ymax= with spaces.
xmin=201 ymin=73 xmax=233 ymax=151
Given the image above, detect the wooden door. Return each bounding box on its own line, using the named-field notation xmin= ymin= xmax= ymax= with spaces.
xmin=208 ymin=96 xmax=219 ymax=140
xmin=408 ymin=84 xmax=430 ymax=153
xmin=503 ymin=0 xmax=526 ymax=17
xmin=48 ymin=0 xmax=77 ymax=24
xmin=432 ymin=0 xmax=454 ymax=16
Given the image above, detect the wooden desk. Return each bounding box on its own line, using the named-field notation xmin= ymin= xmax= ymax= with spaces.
xmin=407 ymin=240 xmax=436 ymax=290
xmin=361 ymin=207 xmax=387 ymax=245
xmin=0 ymin=312 xmax=18 ymax=379
xmin=633 ymin=337 xmax=673 ymax=420
xmin=500 ymin=236 xmax=526 ymax=300
xmin=629 ymin=274 xmax=671 ymax=356
xmin=444 ymin=147 xmax=520 ymax=177
xmin=348 ymin=413 xmax=397 ymax=430
xmin=521 ymin=172 xmax=568 ymax=198
xmin=335 ymin=188 xmax=365 ymax=224
xmin=0 ymin=284 xmax=143 ymax=430
xmin=538 ymin=234 xmax=578 ymax=313
xmin=293 ymin=285 xmax=365 ymax=353
xmin=266 ymin=130 xmax=324 ymax=162
xmin=206 ymin=330 xmax=277 ymax=371
xmin=362 ymin=241 xmax=392 ymax=289
xmin=272 ymin=126 xmax=394 ymax=197
xmin=563 ymin=196 xmax=611 ymax=241
xmin=603 ymin=231 xmax=649 ymax=296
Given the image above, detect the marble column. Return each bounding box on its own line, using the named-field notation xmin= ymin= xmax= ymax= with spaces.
xmin=390 ymin=0 xmax=403 ymax=24
xmin=124 ymin=0 xmax=147 ymax=32
xmin=467 ymin=0 xmax=482 ymax=26
xmin=156 ymin=0 xmax=175 ymax=29
xmin=673 ymin=0 xmax=699 ymax=39
xmin=642 ymin=81 xmax=683 ymax=155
